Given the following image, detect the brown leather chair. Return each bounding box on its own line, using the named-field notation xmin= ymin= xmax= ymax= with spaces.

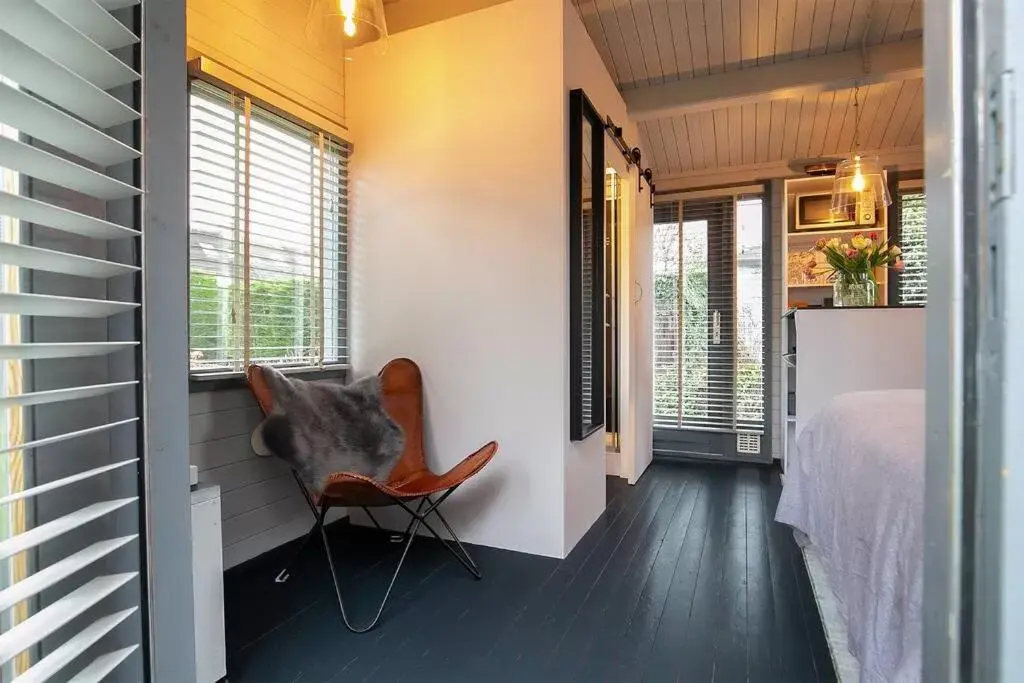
xmin=246 ymin=358 xmax=498 ymax=633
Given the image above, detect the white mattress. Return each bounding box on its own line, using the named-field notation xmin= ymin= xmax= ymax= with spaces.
xmin=776 ymin=390 xmax=925 ymax=683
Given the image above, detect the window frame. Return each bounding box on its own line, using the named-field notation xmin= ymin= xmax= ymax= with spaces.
xmin=185 ymin=78 xmax=351 ymax=390
xmin=888 ymin=172 xmax=927 ymax=308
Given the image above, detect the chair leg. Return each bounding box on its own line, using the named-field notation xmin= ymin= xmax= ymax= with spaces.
xmin=362 ymin=507 xmax=383 ymax=530
xmin=393 ymin=489 xmax=482 ymax=580
xmin=319 ymin=500 xmax=426 ymax=633
xmin=424 ymin=495 xmax=482 ymax=579
xmin=274 ymin=519 xmax=319 ymax=584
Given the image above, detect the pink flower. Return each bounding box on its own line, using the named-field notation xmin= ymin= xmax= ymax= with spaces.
xmin=893 ymin=259 xmax=905 ymax=273
xmin=869 ymin=231 xmax=879 ymax=241
xmin=846 ymin=248 xmax=857 ymax=258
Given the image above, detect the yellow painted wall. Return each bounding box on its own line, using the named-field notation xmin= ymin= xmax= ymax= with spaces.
xmin=187 ymin=0 xmax=348 ymax=128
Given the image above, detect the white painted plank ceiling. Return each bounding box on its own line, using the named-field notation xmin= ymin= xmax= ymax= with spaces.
xmin=572 ymin=0 xmax=924 ymax=177
xmin=574 ymin=0 xmax=922 ymax=88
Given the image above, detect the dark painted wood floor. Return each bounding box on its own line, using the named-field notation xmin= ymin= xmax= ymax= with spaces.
xmin=224 ymin=462 xmax=835 ymax=682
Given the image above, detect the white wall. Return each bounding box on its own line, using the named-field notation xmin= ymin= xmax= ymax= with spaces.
xmin=347 ymin=0 xmax=568 ymax=558
xmin=563 ymin=0 xmax=653 ymax=495
xmin=346 ymin=0 xmax=651 ymax=558
xmin=562 ymin=1 xmax=611 ymax=554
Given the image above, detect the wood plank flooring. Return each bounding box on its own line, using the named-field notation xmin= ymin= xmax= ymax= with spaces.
xmin=223 ymin=462 xmax=835 ymax=682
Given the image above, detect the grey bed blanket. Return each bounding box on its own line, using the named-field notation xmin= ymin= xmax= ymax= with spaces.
xmin=251 ymin=367 xmax=404 ymax=494
xmin=776 ymin=389 xmax=924 ymax=683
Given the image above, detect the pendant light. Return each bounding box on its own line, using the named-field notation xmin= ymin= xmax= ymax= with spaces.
xmin=830 ymin=85 xmax=891 ymax=216
xmin=304 ymin=0 xmax=389 ymax=50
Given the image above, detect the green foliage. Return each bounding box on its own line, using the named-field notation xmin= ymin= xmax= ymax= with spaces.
xmin=189 ymin=271 xmax=315 ymax=368
xmin=189 ymin=271 xmax=225 ymax=364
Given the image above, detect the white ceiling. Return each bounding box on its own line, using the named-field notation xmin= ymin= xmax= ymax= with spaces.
xmin=571 ymin=0 xmax=925 ymax=181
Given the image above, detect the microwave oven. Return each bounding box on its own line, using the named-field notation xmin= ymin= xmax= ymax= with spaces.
xmin=794 ymin=190 xmax=877 ymax=230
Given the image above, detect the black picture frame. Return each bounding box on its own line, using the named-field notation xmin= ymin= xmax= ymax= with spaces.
xmin=569 ymin=89 xmax=605 ymax=441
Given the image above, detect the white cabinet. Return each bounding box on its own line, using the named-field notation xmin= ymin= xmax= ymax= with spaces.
xmin=191 ymin=485 xmax=227 ymax=683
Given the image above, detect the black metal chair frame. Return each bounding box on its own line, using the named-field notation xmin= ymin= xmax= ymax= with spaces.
xmin=273 ymin=471 xmax=482 ymax=633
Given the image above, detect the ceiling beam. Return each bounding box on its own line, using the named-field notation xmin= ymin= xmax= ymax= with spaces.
xmin=626 ymin=38 xmax=923 ymax=121
xmin=654 ymin=145 xmax=924 ymax=193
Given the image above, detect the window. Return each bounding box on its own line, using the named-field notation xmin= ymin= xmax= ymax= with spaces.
xmin=188 ymin=81 xmax=350 ymax=376
xmin=897 ymin=190 xmax=927 ymax=306
xmin=652 ymin=193 xmax=767 ymax=459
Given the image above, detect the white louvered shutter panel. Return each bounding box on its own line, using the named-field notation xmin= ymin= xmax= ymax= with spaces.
xmin=652 ymin=194 xmax=766 ymax=450
xmin=0 ymin=1 xmax=145 ymax=682
xmin=898 ymin=191 xmax=927 ymax=306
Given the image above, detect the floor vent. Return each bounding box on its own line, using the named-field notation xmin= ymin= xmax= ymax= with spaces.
xmin=737 ymin=433 xmax=761 ymax=455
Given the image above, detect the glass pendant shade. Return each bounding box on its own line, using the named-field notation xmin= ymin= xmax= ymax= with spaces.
xmin=305 ymin=0 xmax=389 ymax=50
xmin=830 ymin=154 xmax=891 ymax=215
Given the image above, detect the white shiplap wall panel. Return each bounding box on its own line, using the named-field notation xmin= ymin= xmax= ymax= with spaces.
xmin=722 ymin=0 xmax=743 ymax=68
xmin=773 ymin=0 xmax=796 ymax=61
xmin=704 ymin=0 xmax=726 ymax=75
xmin=700 ymin=111 xmax=717 ymax=169
xmin=767 ymin=99 xmax=787 ymax=162
xmin=790 ymin=0 xmax=816 ymax=58
xmin=807 ymin=0 xmax=836 ymax=57
xmin=844 ymin=0 xmax=875 ymax=50
xmin=727 ymin=105 xmax=744 ymax=167
xmin=672 ymin=116 xmax=693 ymax=170
xmin=739 ymin=0 xmax=760 ymax=67
xmin=629 ymin=0 xmax=663 ymax=85
xmin=617 ymin=2 xmax=650 ymax=88
xmin=780 ymin=98 xmax=804 ymax=161
xmin=188 ymin=388 xmax=347 ymax=569
xmin=686 ymin=1 xmax=711 ymax=77
xmin=646 ymin=0 xmax=676 ymax=85
xmin=666 ymin=0 xmax=693 ymax=78
xmin=757 ymin=0 xmax=778 ymax=66
xmin=754 ymin=100 xmax=771 ymax=163
xmin=713 ymin=108 xmax=730 ymax=170
xmin=821 ymin=89 xmax=853 ymax=156
xmin=826 ymin=0 xmax=856 ymax=53
xmin=741 ymin=102 xmax=757 ymax=165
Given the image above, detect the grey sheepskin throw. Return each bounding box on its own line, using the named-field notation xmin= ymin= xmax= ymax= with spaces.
xmin=251 ymin=367 xmax=404 ymax=494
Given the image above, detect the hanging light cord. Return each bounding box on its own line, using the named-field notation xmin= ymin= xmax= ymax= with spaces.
xmin=853 ymin=84 xmax=862 ymax=153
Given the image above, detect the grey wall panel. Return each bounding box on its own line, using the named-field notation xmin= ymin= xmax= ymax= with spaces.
xmin=187 ymin=388 xmax=346 ymax=568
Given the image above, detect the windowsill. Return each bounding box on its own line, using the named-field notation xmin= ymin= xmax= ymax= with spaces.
xmin=188 ymin=365 xmax=350 ymax=393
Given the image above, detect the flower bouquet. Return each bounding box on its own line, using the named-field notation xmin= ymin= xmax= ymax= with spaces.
xmin=808 ymin=232 xmax=904 ymax=306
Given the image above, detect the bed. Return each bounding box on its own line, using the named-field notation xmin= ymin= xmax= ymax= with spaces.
xmin=775 ymin=389 xmax=925 ymax=683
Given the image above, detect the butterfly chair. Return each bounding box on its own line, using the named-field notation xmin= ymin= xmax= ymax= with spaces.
xmin=246 ymin=358 xmax=498 ymax=633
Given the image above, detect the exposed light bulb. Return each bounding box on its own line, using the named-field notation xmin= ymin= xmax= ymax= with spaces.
xmin=851 ymin=169 xmax=866 ymax=193
xmin=343 ymin=16 xmax=357 ymax=37
xmin=340 ymin=0 xmax=356 ymax=17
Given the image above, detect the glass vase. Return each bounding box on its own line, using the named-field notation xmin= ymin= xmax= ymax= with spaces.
xmin=833 ymin=275 xmax=876 ymax=307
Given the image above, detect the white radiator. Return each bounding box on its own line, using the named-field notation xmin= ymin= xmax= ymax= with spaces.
xmin=191 ymin=485 xmax=227 ymax=683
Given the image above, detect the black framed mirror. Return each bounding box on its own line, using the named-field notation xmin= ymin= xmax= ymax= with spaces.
xmin=569 ymin=89 xmax=605 ymax=441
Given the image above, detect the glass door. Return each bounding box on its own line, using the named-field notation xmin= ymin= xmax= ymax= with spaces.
xmin=652 ymin=192 xmax=770 ymax=462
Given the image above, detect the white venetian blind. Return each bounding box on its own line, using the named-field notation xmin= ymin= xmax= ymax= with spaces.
xmin=653 ymin=195 xmax=765 ymax=434
xmin=0 ymin=0 xmax=144 ymax=681
xmin=188 ymin=81 xmax=349 ymax=376
xmin=898 ymin=191 xmax=927 ymax=306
